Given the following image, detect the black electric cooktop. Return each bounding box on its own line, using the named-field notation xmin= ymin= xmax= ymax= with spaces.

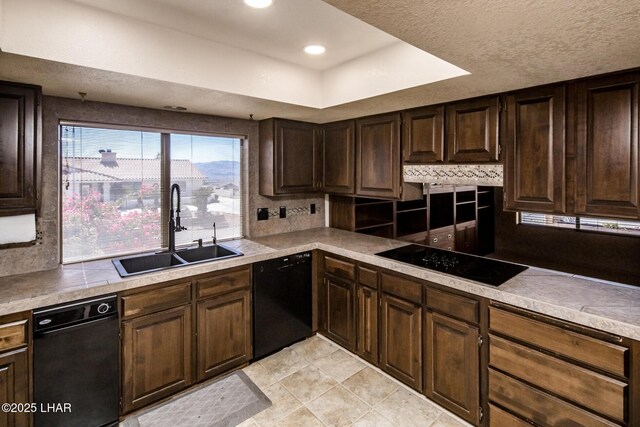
xmin=375 ymin=245 xmax=528 ymax=287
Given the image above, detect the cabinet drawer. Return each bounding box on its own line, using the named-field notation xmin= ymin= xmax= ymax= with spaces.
xmin=325 ymin=256 xmax=356 ymax=281
xmin=429 ymin=227 xmax=454 ymax=251
xmin=0 ymin=320 xmax=27 ymax=352
xmin=490 ymin=335 xmax=626 ymax=422
xmin=426 ymin=288 xmax=478 ymax=324
xmin=380 ymin=272 xmax=422 ymax=304
xmin=490 ymin=306 xmax=627 ymax=377
xmin=196 ymin=266 xmax=251 ymax=299
xmin=122 ymin=281 xmax=192 ymax=318
xmin=358 ymin=266 xmax=378 ymax=289
xmin=489 ymin=369 xmax=620 ymax=427
xmin=488 ymin=404 xmax=531 ymax=427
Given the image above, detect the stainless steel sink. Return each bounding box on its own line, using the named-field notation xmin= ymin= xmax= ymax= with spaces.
xmin=112 ymin=244 xmax=243 ymax=277
xmin=175 ymin=244 xmax=242 ymax=264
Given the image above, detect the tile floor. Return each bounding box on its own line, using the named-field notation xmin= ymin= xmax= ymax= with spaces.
xmin=238 ymin=334 xmax=471 ymax=427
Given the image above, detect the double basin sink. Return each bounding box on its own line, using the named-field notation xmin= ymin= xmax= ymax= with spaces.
xmin=112 ymin=244 xmax=243 ymax=277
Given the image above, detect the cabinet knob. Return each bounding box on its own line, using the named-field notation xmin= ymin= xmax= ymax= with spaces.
xmin=433 ymin=237 xmax=438 ymax=243
xmin=447 ymin=246 xmax=452 ymax=250
xmin=447 ymin=234 xmax=452 ymax=239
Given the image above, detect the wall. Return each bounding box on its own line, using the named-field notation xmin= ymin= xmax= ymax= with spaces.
xmin=0 ymin=96 xmax=324 ymax=277
xmin=493 ymin=191 xmax=640 ymax=286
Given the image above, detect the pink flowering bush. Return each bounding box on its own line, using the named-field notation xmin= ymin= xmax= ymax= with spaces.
xmin=63 ymin=189 xmax=161 ymax=260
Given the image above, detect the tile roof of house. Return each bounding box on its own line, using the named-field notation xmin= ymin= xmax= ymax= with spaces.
xmin=63 ymin=157 xmax=207 ymax=182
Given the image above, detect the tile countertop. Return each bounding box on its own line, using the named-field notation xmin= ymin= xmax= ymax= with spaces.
xmin=1 ymin=227 xmax=639 ymax=341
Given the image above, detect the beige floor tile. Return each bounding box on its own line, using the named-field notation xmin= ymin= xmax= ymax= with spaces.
xmin=313 ymin=349 xmax=366 ymax=382
xmin=243 ymin=362 xmax=277 ymax=389
xmin=252 ymin=382 xmax=303 ymax=425
xmin=290 ymin=335 xmax=339 ymax=361
xmin=352 ymin=410 xmax=396 ymax=427
xmin=276 ymin=407 xmax=325 ymax=427
xmin=306 ymin=385 xmax=369 ymax=427
xmin=280 ymin=364 xmax=338 ymax=403
xmin=342 ymin=367 xmax=398 ymax=406
xmin=431 ymin=413 xmax=472 ymax=427
xmin=374 ymin=389 xmax=442 ymax=427
xmin=259 ymin=348 xmax=309 ymax=380
xmin=236 ymin=418 xmax=259 ymax=427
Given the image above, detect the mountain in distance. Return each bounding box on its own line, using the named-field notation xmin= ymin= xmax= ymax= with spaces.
xmin=194 ymin=160 xmax=240 ymax=183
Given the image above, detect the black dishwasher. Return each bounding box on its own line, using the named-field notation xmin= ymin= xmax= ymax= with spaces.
xmin=252 ymin=252 xmax=312 ymax=360
xmin=33 ymin=295 xmax=119 ymax=427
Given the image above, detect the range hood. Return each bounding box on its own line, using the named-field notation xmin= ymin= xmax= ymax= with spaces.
xmin=404 ymin=164 xmax=503 ymax=187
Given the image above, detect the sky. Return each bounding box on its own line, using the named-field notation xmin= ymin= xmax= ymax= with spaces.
xmin=60 ymin=126 xmax=241 ymax=163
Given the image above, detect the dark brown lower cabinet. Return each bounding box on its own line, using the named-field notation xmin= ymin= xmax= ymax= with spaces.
xmin=356 ymin=284 xmax=378 ymax=365
xmin=379 ymin=293 xmax=422 ymax=390
xmin=122 ymin=305 xmax=192 ymax=413
xmin=324 ymin=276 xmax=357 ymax=351
xmin=197 ymin=289 xmax=251 ymax=381
xmin=425 ymin=311 xmax=480 ymax=425
xmin=0 ymin=348 xmax=29 ymax=427
xmin=454 ymin=221 xmax=477 ymax=254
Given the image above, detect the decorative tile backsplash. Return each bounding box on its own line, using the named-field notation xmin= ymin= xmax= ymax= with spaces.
xmin=404 ymin=164 xmax=503 ymax=186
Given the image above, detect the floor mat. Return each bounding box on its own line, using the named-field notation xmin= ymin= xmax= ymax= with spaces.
xmin=122 ymin=371 xmax=271 ymax=427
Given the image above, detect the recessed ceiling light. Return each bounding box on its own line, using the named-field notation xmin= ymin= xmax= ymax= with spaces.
xmin=163 ymin=105 xmax=187 ymax=111
xmin=304 ymin=44 xmax=326 ymax=55
xmin=244 ymin=0 xmax=272 ymax=8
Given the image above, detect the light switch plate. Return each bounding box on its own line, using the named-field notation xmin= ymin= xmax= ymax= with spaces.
xmin=279 ymin=206 xmax=286 ymax=218
xmin=257 ymin=208 xmax=269 ymax=221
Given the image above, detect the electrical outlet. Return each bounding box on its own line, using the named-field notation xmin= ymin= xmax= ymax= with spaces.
xmin=310 ymin=203 xmax=316 ymax=214
xmin=279 ymin=206 xmax=286 ymax=218
xmin=257 ymin=208 xmax=269 ymax=221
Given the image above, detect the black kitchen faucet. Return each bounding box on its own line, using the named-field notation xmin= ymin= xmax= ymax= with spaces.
xmin=168 ymin=183 xmax=187 ymax=252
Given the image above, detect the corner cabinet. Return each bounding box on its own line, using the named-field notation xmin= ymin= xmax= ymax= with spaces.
xmin=0 ymin=313 xmax=30 ymax=427
xmin=356 ymin=113 xmax=402 ymax=198
xmin=259 ymin=118 xmax=320 ymax=195
xmin=0 ymin=82 xmax=42 ymax=216
xmin=446 ymin=96 xmax=500 ymax=163
xmin=575 ymin=72 xmax=639 ymax=219
xmin=504 ymin=85 xmax=566 ymax=213
xmin=320 ymin=120 xmax=355 ymax=194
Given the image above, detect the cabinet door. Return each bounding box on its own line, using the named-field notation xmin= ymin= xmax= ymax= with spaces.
xmin=259 ymin=118 xmax=318 ymax=195
xmin=324 ymin=276 xmax=357 ymax=351
xmin=425 ymin=311 xmax=480 ymax=425
xmin=402 ymin=105 xmax=445 ymax=163
xmin=322 ymin=120 xmax=355 ymax=194
xmin=0 ymin=348 xmax=29 ymax=427
xmin=575 ymin=72 xmax=639 ymax=218
xmin=122 ymin=305 xmax=192 ymax=413
xmin=197 ymin=289 xmax=251 ymax=381
xmin=446 ymin=96 xmax=500 ymax=162
xmin=356 ymin=285 xmax=378 ymax=365
xmin=454 ymin=221 xmax=477 ymax=254
xmin=277 ymin=119 xmax=318 ymax=193
xmin=0 ymin=83 xmax=40 ymax=215
xmin=379 ymin=293 xmax=422 ymax=390
xmin=505 ymin=85 xmax=566 ymax=213
xmin=356 ymin=113 xmax=401 ymax=198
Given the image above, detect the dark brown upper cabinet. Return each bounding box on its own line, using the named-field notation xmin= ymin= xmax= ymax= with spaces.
xmin=575 ymin=72 xmax=639 ymax=219
xmin=320 ymin=120 xmax=355 ymax=194
xmin=259 ymin=118 xmax=319 ymax=196
xmin=446 ymin=96 xmax=500 ymax=163
xmin=0 ymin=81 xmax=41 ymax=216
xmin=504 ymin=85 xmax=566 ymax=213
xmin=402 ymin=105 xmax=445 ymax=163
xmin=356 ymin=113 xmax=402 ymax=199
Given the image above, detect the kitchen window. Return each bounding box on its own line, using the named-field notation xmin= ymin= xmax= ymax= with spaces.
xmin=61 ymin=124 xmax=243 ymax=263
xmin=518 ymin=212 xmax=640 ymax=237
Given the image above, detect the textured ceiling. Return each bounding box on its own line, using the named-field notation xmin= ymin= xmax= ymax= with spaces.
xmin=2 ymin=1 xmax=640 ymax=123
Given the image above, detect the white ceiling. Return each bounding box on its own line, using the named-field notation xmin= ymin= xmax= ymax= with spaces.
xmin=1 ymin=0 xmax=640 ymax=123
xmin=72 ymin=0 xmax=399 ymax=71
